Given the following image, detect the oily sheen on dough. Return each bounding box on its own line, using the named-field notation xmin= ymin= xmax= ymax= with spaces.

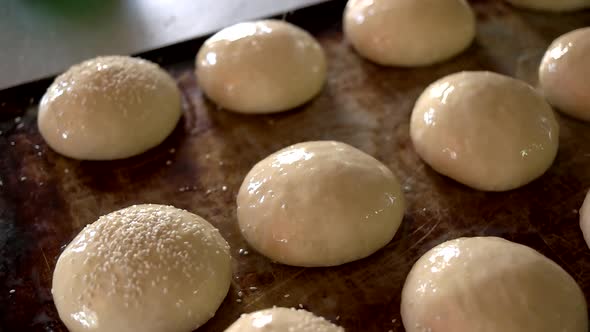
xmin=196 ymin=20 xmax=326 ymax=114
xmin=224 ymin=307 xmax=343 ymax=332
xmin=52 ymin=204 xmax=232 ymax=332
xmin=539 ymin=27 xmax=590 ymax=122
xmin=410 ymin=71 xmax=559 ymax=191
xmin=343 ymin=0 xmax=476 ymax=67
xmin=237 ymin=141 xmax=405 ymax=267
xmin=401 ymin=237 xmax=588 ymax=332
xmin=580 ymin=190 xmax=590 ymax=249
xmin=505 ymin=0 xmax=590 ymax=12
xmin=38 ymin=56 xmax=182 ymax=160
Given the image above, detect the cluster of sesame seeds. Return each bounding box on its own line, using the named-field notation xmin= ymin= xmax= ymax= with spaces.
xmin=46 ymin=56 xmax=170 ymax=108
xmin=41 ymin=55 xmax=180 ymax=144
xmin=229 ymin=307 xmax=344 ymax=332
xmin=63 ymin=204 xmax=230 ymax=309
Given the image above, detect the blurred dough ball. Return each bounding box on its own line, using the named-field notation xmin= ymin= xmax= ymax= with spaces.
xmin=401 ymin=237 xmax=588 ymax=332
xmin=237 ymin=141 xmax=405 ymax=267
xmin=343 ymin=0 xmax=476 ymax=67
xmin=52 ymin=204 xmax=232 ymax=332
xmin=539 ymin=27 xmax=590 ymax=121
xmin=506 ymin=0 xmax=590 ymax=11
xmin=38 ymin=56 xmax=182 ymax=160
xmin=196 ymin=20 xmax=326 ymax=114
xmin=580 ymin=190 xmax=590 ymax=249
xmin=410 ymin=71 xmax=559 ymax=191
xmin=224 ymin=307 xmax=343 ymax=332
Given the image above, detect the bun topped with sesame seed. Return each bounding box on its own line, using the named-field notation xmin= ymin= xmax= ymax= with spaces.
xmin=52 ymin=204 xmax=231 ymax=332
xmin=224 ymin=307 xmax=344 ymax=332
xmin=38 ymin=56 xmax=182 ymax=160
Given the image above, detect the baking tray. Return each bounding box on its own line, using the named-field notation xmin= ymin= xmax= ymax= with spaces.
xmin=1 ymin=0 xmax=589 ymax=331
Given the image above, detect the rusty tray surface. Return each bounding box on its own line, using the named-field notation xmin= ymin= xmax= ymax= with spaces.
xmin=1 ymin=1 xmax=589 ymax=331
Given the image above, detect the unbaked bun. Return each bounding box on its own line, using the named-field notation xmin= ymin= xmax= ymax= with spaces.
xmin=52 ymin=204 xmax=232 ymax=332
xmin=224 ymin=307 xmax=343 ymax=332
xmin=196 ymin=20 xmax=326 ymax=114
xmin=505 ymin=0 xmax=590 ymax=12
xmin=343 ymin=0 xmax=476 ymax=67
xmin=38 ymin=56 xmax=182 ymax=160
xmin=539 ymin=27 xmax=590 ymax=122
xmin=580 ymin=190 xmax=590 ymax=249
xmin=237 ymin=141 xmax=405 ymax=267
xmin=401 ymin=237 xmax=588 ymax=332
xmin=410 ymin=71 xmax=559 ymax=191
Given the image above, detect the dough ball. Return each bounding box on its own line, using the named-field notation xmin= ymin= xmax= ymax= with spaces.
xmin=505 ymin=0 xmax=590 ymax=12
xmin=401 ymin=237 xmax=588 ymax=332
xmin=52 ymin=204 xmax=232 ymax=332
xmin=38 ymin=56 xmax=182 ymax=160
xmin=196 ymin=20 xmax=326 ymax=114
xmin=539 ymin=27 xmax=590 ymax=121
xmin=580 ymin=190 xmax=590 ymax=249
xmin=343 ymin=0 xmax=476 ymax=67
xmin=224 ymin=307 xmax=343 ymax=332
xmin=410 ymin=71 xmax=559 ymax=191
xmin=237 ymin=141 xmax=405 ymax=267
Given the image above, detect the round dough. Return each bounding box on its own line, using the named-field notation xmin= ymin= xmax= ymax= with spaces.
xmin=401 ymin=237 xmax=588 ymax=332
xmin=52 ymin=204 xmax=232 ymax=332
xmin=343 ymin=0 xmax=476 ymax=67
xmin=196 ymin=20 xmax=326 ymax=114
xmin=224 ymin=307 xmax=343 ymax=332
xmin=580 ymin=190 xmax=590 ymax=249
xmin=38 ymin=56 xmax=181 ymax=160
xmin=539 ymin=27 xmax=590 ymax=121
xmin=237 ymin=141 xmax=405 ymax=267
xmin=410 ymin=71 xmax=559 ymax=191
xmin=505 ymin=0 xmax=590 ymax=12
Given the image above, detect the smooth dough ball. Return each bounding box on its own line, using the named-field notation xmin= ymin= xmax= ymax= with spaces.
xmin=38 ymin=56 xmax=182 ymax=160
xmin=410 ymin=71 xmax=559 ymax=191
xmin=401 ymin=237 xmax=588 ymax=332
xmin=196 ymin=20 xmax=326 ymax=114
xmin=224 ymin=307 xmax=343 ymax=332
xmin=237 ymin=141 xmax=405 ymax=267
xmin=52 ymin=204 xmax=232 ymax=332
xmin=580 ymin=190 xmax=590 ymax=249
xmin=505 ymin=0 xmax=590 ymax=12
xmin=343 ymin=0 xmax=476 ymax=67
xmin=539 ymin=27 xmax=590 ymax=122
